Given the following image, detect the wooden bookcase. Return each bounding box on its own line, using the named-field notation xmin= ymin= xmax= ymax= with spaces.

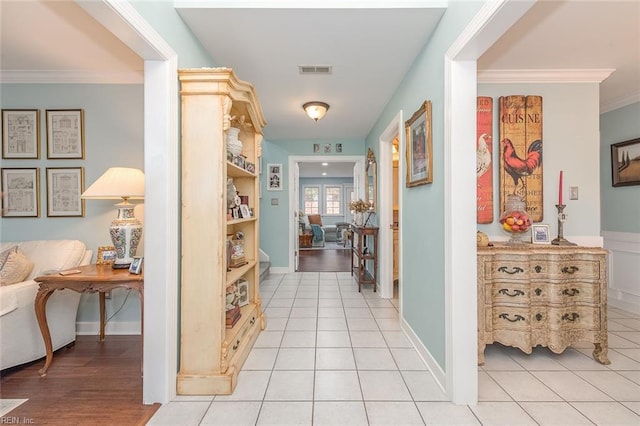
xmin=177 ymin=68 xmax=266 ymax=395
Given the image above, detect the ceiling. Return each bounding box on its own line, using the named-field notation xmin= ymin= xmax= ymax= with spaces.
xmin=1 ymin=1 xmax=639 ymax=144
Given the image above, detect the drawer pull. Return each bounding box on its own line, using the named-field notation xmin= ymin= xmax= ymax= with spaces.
xmin=498 ymin=313 xmax=525 ymax=322
xmin=561 ymin=266 xmax=579 ymax=274
xmin=498 ymin=288 xmax=525 ymax=297
xmin=534 ymin=265 xmax=542 ymax=273
xmin=232 ymin=339 xmax=240 ymax=350
xmin=535 ymin=313 xmax=543 ymax=321
xmin=497 ymin=266 xmax=524 ymax=275
xmin=562 ymin=313 xmax=580 ymax=322
xmin=562 ymin=288 xmax=580 ymax=296
xmin=250 ymin=317 xmax=256 ymax=325
xmin=534 ymin=288 xmax=542 ymax=296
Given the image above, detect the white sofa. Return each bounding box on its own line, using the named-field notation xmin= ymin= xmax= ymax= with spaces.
xmin=0 ymin=240 xmax=91 ymax=370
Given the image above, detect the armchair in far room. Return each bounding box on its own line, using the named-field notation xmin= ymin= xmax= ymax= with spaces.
xmin=307 ymin=214 xmax=325 ymax=247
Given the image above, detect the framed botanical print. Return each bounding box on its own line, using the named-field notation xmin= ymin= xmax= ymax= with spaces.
xmin=46 ymin=109 xmax=85 ymax=159
xmin=405 ymin=100 xmax=433 ymax=187
xmin=46 ymin=167 xmax=85 ymax=217
xmin=1 ymin=168 xmax=40 ymax=217
xmin=2 ymin=109 xmax=40 ymax=159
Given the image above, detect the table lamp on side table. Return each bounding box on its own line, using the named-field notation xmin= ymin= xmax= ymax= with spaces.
xmin=82 ymin=167 xmax=145 ymax=269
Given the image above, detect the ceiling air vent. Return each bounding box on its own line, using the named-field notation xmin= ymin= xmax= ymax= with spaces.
xmin=299 ymin=65 xmax=332 ymax=75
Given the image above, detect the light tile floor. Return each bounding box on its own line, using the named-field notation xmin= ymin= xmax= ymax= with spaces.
xmin=149 ymin=272 xmax=640 ymax=425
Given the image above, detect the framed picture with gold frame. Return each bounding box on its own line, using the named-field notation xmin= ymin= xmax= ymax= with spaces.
xmin=1 ymin=167 xmax=40 ymax=217
xmin=96 ymin=246 xmax=117 ymax=265
xmin=2 ymin=109 xmax=40 ymax=159
xmin=405 ymin=100 xmax=433 ymax=187
xmin=46 ymin=109 xmax=85 ymax=159
xmin=46 ymin=167 xmax=84 ymax=217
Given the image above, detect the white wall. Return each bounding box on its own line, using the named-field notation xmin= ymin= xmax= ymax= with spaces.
xmin=477 ymin=83 xmax=602 ymax=244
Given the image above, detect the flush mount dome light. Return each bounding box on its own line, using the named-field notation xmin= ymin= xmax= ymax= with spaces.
xmin=303 ymin=101 xmax=329 ymax=122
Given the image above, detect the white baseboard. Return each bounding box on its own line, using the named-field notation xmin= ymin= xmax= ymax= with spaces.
xmin=269 ymin=266 xmax=291 ymax=274
xmin=603 ymin=231 xmax=640 ymax=315
xmin=76 ymin=321 xmax=141 ymax=335
xmin=401 ymin=316 xmax=446 ymax=394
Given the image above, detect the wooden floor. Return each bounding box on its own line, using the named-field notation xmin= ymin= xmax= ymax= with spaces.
xmin=0 ymin=335 xmax=159 ymax=425
xmin=298 ymin=248 xmax=351 ymax=272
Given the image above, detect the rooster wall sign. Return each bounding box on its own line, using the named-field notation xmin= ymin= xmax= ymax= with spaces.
xmin=498 ymin=95 xmax=544 ymax=222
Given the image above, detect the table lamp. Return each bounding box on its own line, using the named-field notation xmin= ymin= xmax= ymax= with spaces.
xmin=82 ymin=167 xmax=145 ymax=268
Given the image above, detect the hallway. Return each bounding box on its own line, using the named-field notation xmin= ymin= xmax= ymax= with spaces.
xmin=149 ymin=272 xmax=640 ymax=425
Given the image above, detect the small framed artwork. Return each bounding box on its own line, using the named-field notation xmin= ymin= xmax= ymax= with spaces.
xmin=611 ymin=137 xmax=640 ymax=187
xmin=405 ymin=100 xmax=433 ymax=187
xmin=46 ymin=109 xmax=85 ymax=159
xmin=236 ymin=278 xmax=249 ymax=307
xmin=335 ymin=143 xmax=343 ymax=153
xmin=245 ymin=162 xmax=256 ymax=174
xmin=129 ymin=256 xmax=143 ymax=274
xmin=2 ymin=109 xmax=40 ymax=159
xmin=324 ymin=143 xmax=332 ymax=153
xmin=531 ymin=224 xmax=551 ymax=244
xmin=267 ymin=163 xmax=283 ymax=191
xmin=313 ymin=143 xmax=320 ymax=153
xmin=96 ymin=246 xmax=117 ymax=265
xmin=239 ymin=204 xmax=251 ymax=218
xmin=1 ymin=168 xmax=40 ymax=217
xmin=46 ymin=167 xmax=85 ymax=217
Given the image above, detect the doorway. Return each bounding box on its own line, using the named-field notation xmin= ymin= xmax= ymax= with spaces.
xmin=288 ymin=155 xmax=365 ymax=273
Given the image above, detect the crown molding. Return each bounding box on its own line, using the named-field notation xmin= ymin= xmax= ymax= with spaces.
xmin=477 ymin=68 xmax=615 ymax=84
xmin=0 ymin=69 xmax=143 ymax=84
xmin=600 ymin=90 xmax=640 ymax=114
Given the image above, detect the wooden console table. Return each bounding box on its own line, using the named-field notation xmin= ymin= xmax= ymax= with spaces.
xmin=34 ymin=264 xmax=144 ymax=376
xmin=350 ymin=225 xmax=378 ymax=292
xmin=477 ymin=244 xmax=609 ymax=365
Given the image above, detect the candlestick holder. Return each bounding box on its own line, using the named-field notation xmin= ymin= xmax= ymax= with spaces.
xmin=551 ymin=204 xmax=577 ymax=246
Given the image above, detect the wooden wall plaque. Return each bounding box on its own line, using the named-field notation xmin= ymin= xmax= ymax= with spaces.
xmin=477 ymin=96 xmax=494 ymax=224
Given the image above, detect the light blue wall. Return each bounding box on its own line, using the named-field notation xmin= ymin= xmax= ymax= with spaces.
xmin=600 ymin=102 xmax=640 ymax=233
xmin=259 ymin=139 xmax=364 ymax=267
xmin=364 ymin=1 xmax=484 ymax=371
xmin=130 ymin=0 xmax=214 ymax=68
xmin=0 ymin=84 xmax=144 ymax=323
xmin=477 ymin=83 xmax=602 ymax=239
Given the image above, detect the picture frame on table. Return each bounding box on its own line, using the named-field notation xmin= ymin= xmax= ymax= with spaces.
xmin=46 ymin=109 xmax=85 ymax=159
xmin=129 ymin=256 xmax=143 ymax=274
xmin=405 ymin=100 xmax=433 ymax=187
xmin=46 ymin=167 xmax=84 ymax=217
xmin=267 ymin=163 xmax=283 ymax=191
xmin=96 ymin=246 xmax=117 ymax=265
xmin=2 ymin=109 xmax=40 ymax=159
xmin=531 ymin=224 xmax=551 ymax=244
xmin=611 ymin=137 xmax=640 ymax=187
xmin=1 ymin=167 xmax=40 ymax=217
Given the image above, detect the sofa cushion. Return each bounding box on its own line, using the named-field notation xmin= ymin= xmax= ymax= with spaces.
xmin=2 ymin=240 xmax=87 ymax=280
xmin=0 ymin=246 xmax=34 ymax=286
xmin=308 ymin=214 xmax=323 ymax=225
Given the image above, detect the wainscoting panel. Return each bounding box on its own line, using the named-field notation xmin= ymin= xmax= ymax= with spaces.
xmin=603 ymin=231 xmax=640 ymax=314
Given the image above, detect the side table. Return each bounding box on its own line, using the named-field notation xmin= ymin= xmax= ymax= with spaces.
xmin=299 ymin=233 xmax=313 ymax=248
xmin=34 ymin=264 xmax=144 ymax=376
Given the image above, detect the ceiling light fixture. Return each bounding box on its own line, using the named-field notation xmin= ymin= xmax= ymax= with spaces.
xmin=303 ymin=101 xmax=329 ymax=122
xmin=322 ymin=162 xmax=328 ymax=166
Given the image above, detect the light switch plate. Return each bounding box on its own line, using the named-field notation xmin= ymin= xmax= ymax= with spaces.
xmin=271 ymin=198 xmax=279 ymax=205
xmin=570 ymin=186 xmax=579 ymax=200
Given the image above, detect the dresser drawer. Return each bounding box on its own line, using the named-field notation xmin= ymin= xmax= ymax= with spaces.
xmin=484 ymin=258 xmax=531 ymax=281
xmin=486 ymin=283 xmax=530 ymax=305
xmin=486 ymin=306 xmax=531 ymax=331
xmin=529 ymin=258 xmax=602 ymax=280
xmin=546 ymin=306 xmax=599 ymax=331
xmin=530 ymin=282 xmax=600 ymax=304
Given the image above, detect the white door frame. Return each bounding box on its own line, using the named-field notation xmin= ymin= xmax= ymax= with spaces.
xmin=377 ymin=111 xmax=404 ymax=300
xmin=288 ymin=155 xmax=365 ymax=272
xmin=79 ymin=0 xmax=179 ymax=404
xmin=444 ymin=0 xmax=536 ymax=404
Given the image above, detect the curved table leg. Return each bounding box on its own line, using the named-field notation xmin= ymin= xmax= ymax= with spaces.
xmin=34 ymin=288 xmax=55 ymax=376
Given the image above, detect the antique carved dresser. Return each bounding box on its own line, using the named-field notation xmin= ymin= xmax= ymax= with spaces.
xmin=477 ymin=244 xmax=609 ymax=365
